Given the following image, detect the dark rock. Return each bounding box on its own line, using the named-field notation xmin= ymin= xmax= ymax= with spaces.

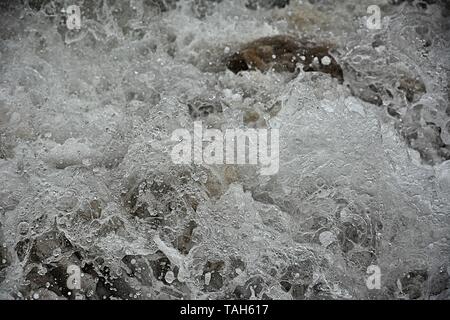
xmin=28 ymin=0 xmax=51 ymax=11
xmin=349 ymin=83 xmax=383 ymax=106
xmin=29 ymin=226 xmax=73 ymax=264
xmin=204 ymin=260 xmax=225 ymax=273
xmin=148 ymin=250 xmax=172 ymax=284
xmin=122 ymin=255 xmax=153 ymax=286
xmin=144 ymin=0 xmax=178 ymax=13
xmin=429 ymin=266 xmax=449 ymax=296
xmin=280 ymin=280 xmax=291 ymax=291
xmin=229 ymin=256 xmax=246 ymax=278
xmin=23 ymin=248 xmax=104 ymax=300
xmin=398 ymin=77 xmax=426 ymax=103
xmin=338 ymin=221 xmax=361 ymax=253
xmin=400 ymin=269 xmax=428 ymax=299
xmin=280 ymin=261 xmax=313 ymax=284
xmin=15 ymin=238 xmax=31 ymax=262
xmin=92 ymin=264 xmax=140 ymax=300
xmin=225 ymin=35 xmax=343 ymax=83
xmin=246 ymin=0 xmax=290 ymax=9
xmin=279 ymin=260 xmax=313 ymax=297
xmin=398 ymin=110 xmax=450 ymax=164
xmin=0 ymin=0 xmax=18 ymax=11
xmin=25 ymin=262 xmax=75 ymax=298
xmin=309 ymin=282 xmax=332 ymax=299
xmin=243 ymin=110 xmax=260 ymax=125
xmin=173 ymin=220 xmax=197 ymax=254
xmin=291 ymin=283 xmax=308 ymax=300
xmin=204 ymin=272 xmax=223 ymax=291
xmin=20 ymin=224 xmax=92 ymax=299
xmin=233 ymin=275 xmax=265 ymax=299
xmin=203 ymin=260 xmax=225 ymax=291
xmin=387 ymin=105 xmax=401 ymax=118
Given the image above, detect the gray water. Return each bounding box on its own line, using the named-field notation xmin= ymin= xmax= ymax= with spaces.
xmin=0 ymin=0 xmax=449 ymax=300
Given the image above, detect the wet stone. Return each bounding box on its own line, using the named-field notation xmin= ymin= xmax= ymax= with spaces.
xmin=203 ymin=260 xmax=225 ymax=292
xmin=225 ymin=35 xmax=344 ymax=83
xmin=229 ymin=256 xmax=246 ymax=278
xmin=29 ymin=226 xmax=73 ymax=264
xmin=173 ymin=220 xmax=197 ymax=255
xmin=15 ymin=238 xmax=31 ymax=262
xmin=291 ymin=283 xmax=308 ymax=300
xmin=350 ymin=84 xmax=383 ymax=106
xmin=122 ymin=255 xmax=153 ymax=286
xmin=309 ymin=282 xmax=332 ymax=299
xmin=233 ymin=275 xmax=265 ymax=299
xmin=279 ymin=260 xmax=314 ymax=295
xmin=148 ymin=251 xmax=173 ymax=284
xmin=22 ymin=244 xmax=91 ymax=300
xmin=204 ymin=272 xmax=223 ymax=291
xmin=93 ymin=264 xmax=140 ymax=300
xmin=400 ymin=269 xmax=428 ymax=299
xmin=429 ymin=265 xmax=449 ymax=296
xmin=338 ymin=222 xmax=360 ymax=253
xmin=398 ymin=77 xmax=426 ymax=103
xmin=398 ymin=115 xmax=450 ymax=164
xmin=387 ymin=105 xmax=401 ymax=118
xmin=25 ymin=263 xmax=73 ymax=298
xmin=28 ymin=0 xmax=52 ymax=11
xmin=246 ymin=0 xmax=290 ymax=9
xmin=243 ymin=110 xmax=260 ymax=125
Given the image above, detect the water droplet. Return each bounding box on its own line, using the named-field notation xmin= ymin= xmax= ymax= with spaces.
xmin=165 ymin=271 xmax=175 ymax=284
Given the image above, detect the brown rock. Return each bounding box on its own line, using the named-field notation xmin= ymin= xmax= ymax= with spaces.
xmin=173 ymin=220 xmax=197 ymax=255
xmin=225 ymin=35 xmax=343 ymax=82
xmin=398 ymin=76 xmax=426 ymax=103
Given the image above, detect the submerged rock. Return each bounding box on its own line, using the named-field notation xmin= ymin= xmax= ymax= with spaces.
xmin=398 ymin=76 xmax=427 ymax=103
xmin=245 ymin=0 xmax=290 ymax=10
xmin=202 ymin=260 xmax=225 ymax=292
xmin=28 ymin=226 xmax=73 ymax=264
xmin=399 ymin=269 xmax=428 ymax=299
xmin=429 ymin=265 xmax=449 ymax=297
xmin=173 ymin=220 xmax=197 ymax=255
xmin=28 ymin=0 xmax=52 ymax=11
xmin=233 ymin=275 xmax=266 ymax=299
xmin=225 ymin=35 xmax=343 ymax=83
